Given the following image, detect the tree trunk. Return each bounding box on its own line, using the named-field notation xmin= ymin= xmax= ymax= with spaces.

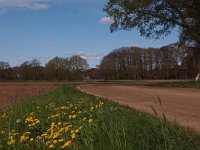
xmin=195 ymin=70 xmax=200 ymax=81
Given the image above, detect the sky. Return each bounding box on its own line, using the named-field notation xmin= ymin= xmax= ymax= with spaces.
xmin=0 ymin=0 xmax=179 ymax=68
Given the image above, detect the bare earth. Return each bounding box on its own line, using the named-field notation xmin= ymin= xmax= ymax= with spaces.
xmin=80 ymin=82 xmax=200 ymax=132
xmin=0 ymin=82 xmax=65 ymax=111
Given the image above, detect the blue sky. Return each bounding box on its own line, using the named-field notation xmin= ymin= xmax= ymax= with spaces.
xmin=0 ymin=0 xmax=179 ymax=68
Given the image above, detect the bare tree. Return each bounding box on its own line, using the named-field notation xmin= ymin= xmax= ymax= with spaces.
xmin=69 ymin=55 xmax=89 ymax=80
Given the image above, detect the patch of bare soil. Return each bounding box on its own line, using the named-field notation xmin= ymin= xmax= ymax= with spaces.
xmin=80 ymin=82 xmax=200 ymax=132
xmin=0 ymin=82 xmax=63 ymax=111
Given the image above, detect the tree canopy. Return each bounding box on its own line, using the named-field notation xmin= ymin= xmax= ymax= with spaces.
xmin=104 ymin=0 xmax=200 ymax=48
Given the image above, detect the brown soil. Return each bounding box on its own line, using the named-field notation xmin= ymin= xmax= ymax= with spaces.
xmin=80 ymin=81 xmax=200 ymax=132
xmin=0 ymin=82 xmax=65 ymax=111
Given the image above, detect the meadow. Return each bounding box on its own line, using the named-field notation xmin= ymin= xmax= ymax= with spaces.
xmin=0 ymin=85 xmax=200 ymax=150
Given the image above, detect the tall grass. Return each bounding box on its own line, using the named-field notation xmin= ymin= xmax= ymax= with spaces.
xmin=0 ymin=85 xmax=200 ymax=150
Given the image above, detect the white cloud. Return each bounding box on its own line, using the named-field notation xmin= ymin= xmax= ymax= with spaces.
xmin=29 ymin=2 xmax=48 ymax=10
xmin=0 ymin=0 xmax=49 ymax=10
xmin=67 ymin=51 xmax=104 ymax=60
xmin=34 ymin=56 xmax=50 ymax=60
xmin=99 ymin=17 xmax=114 ymax=24
xmin=129 ymin=44 xmax=140 ymax=47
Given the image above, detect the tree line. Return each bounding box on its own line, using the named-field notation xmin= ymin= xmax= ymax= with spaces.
xmin=1 ymin=44 xmax=199 ymax=81
xmin=94 ymin=44 xmax=199 ymax=80
xmin=0 ymin=55 xmax=89 ymax=81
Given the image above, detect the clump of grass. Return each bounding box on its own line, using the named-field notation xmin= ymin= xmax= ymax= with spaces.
xmin=157 ymin=81 xmax=200 ymax=88
xmin=0 ymin=85 xmax=200 ymax=150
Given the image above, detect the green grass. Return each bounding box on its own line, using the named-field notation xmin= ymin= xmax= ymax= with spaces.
xmin=157 ymin=81 xmax=200 ymax=88
xmin=0 ymin=85 xmax=200 ymax=150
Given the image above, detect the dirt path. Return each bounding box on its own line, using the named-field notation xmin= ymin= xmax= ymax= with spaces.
xmin=80 ymin=83 xmax=200 ymax=132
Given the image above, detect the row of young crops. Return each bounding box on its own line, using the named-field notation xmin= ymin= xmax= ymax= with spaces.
xmin=0 ymin=85 xmax=200 ymax=149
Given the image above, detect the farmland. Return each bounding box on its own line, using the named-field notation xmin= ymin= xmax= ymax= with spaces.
xmin=0 ymin=82 xmax=200 ymax=149
xmin=0 ymin=82 xmax=67 ymax=111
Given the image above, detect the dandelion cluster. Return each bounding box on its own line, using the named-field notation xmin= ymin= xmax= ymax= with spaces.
xmin=0 ymin=98 xmax=105 ymax=149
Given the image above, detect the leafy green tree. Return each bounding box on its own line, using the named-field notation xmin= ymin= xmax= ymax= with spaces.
xmin=104 ymin=0 xmax=200 ymax=80
xmin=104 ymin=0 xmax=199 ymax=39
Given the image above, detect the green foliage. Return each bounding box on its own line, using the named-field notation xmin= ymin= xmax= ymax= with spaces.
xmin=104 ymin=0 xmax=200 ymax=63
xmin=0 ymin=85 xmax=200 ymax=149
xmin=157 ymin=81 xmax=200 ymax=88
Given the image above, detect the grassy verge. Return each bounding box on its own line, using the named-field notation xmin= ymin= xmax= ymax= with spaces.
xmin=0 ymin=85 xmax=200 ymax=150
xmin=157 ymin=81 xmax=200 ymax=88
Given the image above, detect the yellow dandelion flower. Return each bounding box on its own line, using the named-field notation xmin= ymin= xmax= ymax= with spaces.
xmin=70 ymin=130 xmax=74 ymax=134
xmin=88 ymin=119 xmax=93 ymax=123
xmin=58 ymin=139 xmax=64 ymax=142
xmin=7 ymin=139 xmax=15 ymax=145
xmin=59 ymin=128 xmax=64 ymax=133
xmin=53 ymin=133 xmax=59 ymax=139
xmin=49 ymin=144 xmax=54 ymax=149
xmin=11 ymin=130 xmax=16 ymax=133
xmin=8 ymin=135 xmax=14 ymax=140
xmin=68 ymin=115 xmax=72 ymax=119
xmin=35 ymin=120 xmax=40 ymax=124
xmin=61 ymin=140 xmax=72 ymax=149
xmin=65 ymin=127 xmax=69 ymax=132
xmin=30 ymin=112 xmax=34 ymax=116
xmin=20 ymin=136 xmax=27 ymax=143
xmin=30 ymin=138 xmax=34 ymax=142
xmin=24 ymin=132 xmax=31 ymax=135
xmin=79 ymin=126 xmax=83 ymax=130
xmin=53 ymin=140 xmax=58 ymax=144
xmin=71 ymin=133 xmax=76 ymax=139
xmin=46 ymin=141 xmax=51 ymax=146
xmin=36 ymin=136 xmax=42 ymax=140
xmin=72 ymin=115 xmax=77 ymax=119
xmin=75 ymin=129 xmax=79 ymax=133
